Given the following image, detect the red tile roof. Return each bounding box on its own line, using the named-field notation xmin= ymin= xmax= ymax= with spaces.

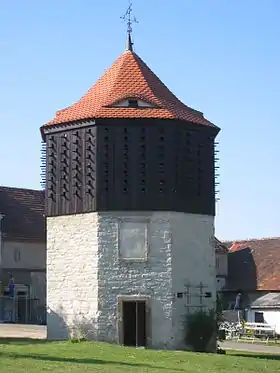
xmin=0 ymin=186 xmax=45 ymax=242
xmin=42 ymin=50 xmax=216 ymax=129
xmin=225 ymin=238 xmax=280 ymax=291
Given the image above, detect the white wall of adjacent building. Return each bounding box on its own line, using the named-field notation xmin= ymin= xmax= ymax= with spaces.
xmin=247 ymin=309 xmax=280 ymax=334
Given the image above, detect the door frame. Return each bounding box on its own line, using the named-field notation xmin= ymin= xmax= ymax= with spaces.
xmin=117 ymin=295 xmax=151 ymax=347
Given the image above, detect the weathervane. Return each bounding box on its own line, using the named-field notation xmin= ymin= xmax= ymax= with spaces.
xmin=121 ymin=0 xmax=138 ymax=51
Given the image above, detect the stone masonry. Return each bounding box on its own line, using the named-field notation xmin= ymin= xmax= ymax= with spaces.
xmin=47 ymin=211 xmax=215 ymax=349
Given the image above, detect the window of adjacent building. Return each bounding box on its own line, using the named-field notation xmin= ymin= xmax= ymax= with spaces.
xmin=254 ymin=312 xmax=264 ymax=323
xmin=14 ymin=248 xmax=21 ymax=262
xmin=118 ymin=220 xmax=148 ymax=261
xmin=216 ymin=256 xmax=220 ymax=269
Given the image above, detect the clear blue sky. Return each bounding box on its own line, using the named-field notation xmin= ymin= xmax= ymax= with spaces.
xmin=0 ymin=0 xmax=279 ymax=240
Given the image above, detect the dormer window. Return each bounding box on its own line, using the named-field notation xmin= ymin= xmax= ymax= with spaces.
xmin=128 ymin=99 xmax=139 ymax=108
xmin=110 ymin=98 xmax=156 ymax=108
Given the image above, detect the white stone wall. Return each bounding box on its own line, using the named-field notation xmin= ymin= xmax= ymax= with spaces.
xmin=170 ymin=213 xmax=215 ymax=348
xmin=247 ymin=309 xmax=280 ymax=334
xmin=97 ymin=212 xmax=173 ymax=348
xmin=47 ymin=214 xmax=99 ymax=340
xmin=47 ymin=211 xmax=215 ymax=349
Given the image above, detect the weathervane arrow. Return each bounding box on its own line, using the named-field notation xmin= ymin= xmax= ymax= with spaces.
xmin=121 ymin=0 xmax=139 ymax=51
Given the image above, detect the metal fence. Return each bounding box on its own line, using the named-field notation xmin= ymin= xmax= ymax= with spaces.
xmin=0 ymin=296 xmax=46 ymax=325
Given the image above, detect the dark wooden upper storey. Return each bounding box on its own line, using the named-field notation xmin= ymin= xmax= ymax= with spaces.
xmin=41 ymin=49 xmax=220 ymax=217
xmin=43 ymin=118 xmax=218 ymax=216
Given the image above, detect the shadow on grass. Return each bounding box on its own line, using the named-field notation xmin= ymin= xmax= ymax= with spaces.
xmin=0 ymin=338 xmax=50 ymax=345
xmin=230 ymin=352 xmax=280 ymax=361
xmin=0 ymin=351 xmax=186 ymax=371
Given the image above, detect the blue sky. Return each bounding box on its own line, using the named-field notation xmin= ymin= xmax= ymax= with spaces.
xmin=0 ymin=0 xmax=280 ymax=240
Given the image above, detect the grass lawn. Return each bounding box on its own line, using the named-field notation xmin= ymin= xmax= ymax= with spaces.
xmin=0 ymin=340 xmax=280 ymax=373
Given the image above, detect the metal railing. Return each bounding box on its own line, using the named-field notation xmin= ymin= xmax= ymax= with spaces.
xmin=0 ymin=296 xmax=46 ymax=325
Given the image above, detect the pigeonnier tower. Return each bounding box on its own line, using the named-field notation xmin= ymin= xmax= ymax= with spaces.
xmin=41 ymin=9 xmax=220 ymax=349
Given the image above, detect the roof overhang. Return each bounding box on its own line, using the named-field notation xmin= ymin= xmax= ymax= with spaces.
xmin=40 ymin=119 xmax=96 ymax=141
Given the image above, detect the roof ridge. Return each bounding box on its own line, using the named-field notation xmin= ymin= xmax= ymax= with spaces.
xmin=0 ymin=185 xmax=44 ymax=193
xmin=123 ymin=52 xmax=207 ymax=120
xmin=132 ymin=53 xmax=177 ymax=107
xmin=82 ymin=54 xmax=125 ymax=103
xmin=224 ymin=236 xmax=280 ymax=243
xmin=104 ymin=51 xmax=147 ymax=106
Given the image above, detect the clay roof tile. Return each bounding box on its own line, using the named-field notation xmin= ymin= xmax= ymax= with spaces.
xmin=225 ymin=238 xmax=280 ymax=291
xmin=43 ymin=50 xmax=217 ymax=129
xmin=0 ymin=186 xmax=45 ymax=242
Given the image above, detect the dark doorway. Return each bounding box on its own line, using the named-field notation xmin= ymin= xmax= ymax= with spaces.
xmin=122 ymin=300 xmax=147 ymax=347
xmin=17 ymin=296 xmax=27 ymax=324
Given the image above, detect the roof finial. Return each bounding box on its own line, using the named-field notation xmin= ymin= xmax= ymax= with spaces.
xmin=121 ymin=0 xmax=138 ymax=51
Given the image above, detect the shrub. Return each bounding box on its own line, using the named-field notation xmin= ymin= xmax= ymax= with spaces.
xmin=184 ymin=309 xmax=216 ymax=352
xmin=69 ymin=325 xmax=88 ymax=343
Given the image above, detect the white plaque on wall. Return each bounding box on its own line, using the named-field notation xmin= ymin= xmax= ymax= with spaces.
xmin=119 ymin=221 xmax=148 ymax=260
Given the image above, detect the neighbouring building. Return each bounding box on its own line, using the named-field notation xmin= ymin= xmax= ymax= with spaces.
xmin=222 ymin=237 xmax=280 ymax=328
xmin=214 ymin=237 xmax=228 ymax=291
xmin=247 ymin=293 xmax=280 ymax=334
xmin=0 ymin=186 xmax=46 ymax=323
xmin=41 ymin=31 xmax=220 ymax=349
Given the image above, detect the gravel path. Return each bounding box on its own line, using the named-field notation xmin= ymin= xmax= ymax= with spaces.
xmin=0 ymin=324 xmax=46 ymax=339
xmin=222 ymin=341 xmax=280 ymax=354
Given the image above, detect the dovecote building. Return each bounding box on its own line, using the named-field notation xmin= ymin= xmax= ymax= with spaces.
xmin=41 ymin=36 xmax=220 ymax=349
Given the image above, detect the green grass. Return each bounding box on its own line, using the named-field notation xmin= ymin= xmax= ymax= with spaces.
xmin=0 ymin=340 xmax=279 ymax=373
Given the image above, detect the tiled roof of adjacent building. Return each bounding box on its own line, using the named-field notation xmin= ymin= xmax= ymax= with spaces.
xmin=251 ymin=292 xmax=280 ymax=309
xmin=42 ymin=50 xmax=217 ymax=129
xmin=0 ymin=186 xmax=45 ymax=242
xmin=225 ymin=238 xmax=280 ymax=291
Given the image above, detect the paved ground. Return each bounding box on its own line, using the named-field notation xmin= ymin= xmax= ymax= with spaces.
xmin=0 ymin=324 xmax=46 ymax=339
xmin=222 ymin=341 xmax=280 ymax=354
